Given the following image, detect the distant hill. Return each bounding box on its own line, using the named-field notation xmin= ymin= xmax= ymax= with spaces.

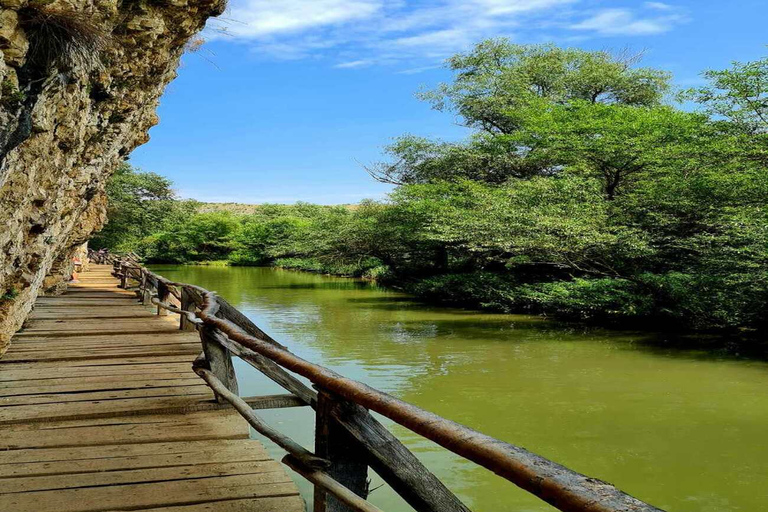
xmin=197 ymin=202 xmax=265 ymax=215
xmin=197 ymin=202 xmax=358 ymax=215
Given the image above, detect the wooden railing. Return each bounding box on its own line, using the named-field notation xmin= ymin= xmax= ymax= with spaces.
xmin=111 ymin=257 xmax=665 ymax=512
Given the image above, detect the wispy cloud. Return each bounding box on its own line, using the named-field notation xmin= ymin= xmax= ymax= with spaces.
xmin=208 ymin=1 xmax=688 ymax=68
xmin=645 ymin=2 xmax=674 ymax=11
xmin=334 ymin=59 xmax=373 ymax=69
xmin=571 ymin=5 xmax=687 ymax=36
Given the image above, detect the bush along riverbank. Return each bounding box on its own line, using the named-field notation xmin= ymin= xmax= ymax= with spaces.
xmin=91 ymin=42 xmax=768 ymax=334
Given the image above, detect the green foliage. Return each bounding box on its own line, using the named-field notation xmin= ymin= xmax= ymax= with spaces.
xmin=1 ymin=80 xmax=25 ymax=107
xmin=94 ymin=43 xmax=768 ymax=333
xmin=683 ymin=54 xmax=768 ymax=133
xmin=1 ymin=287 xmax=19 ymax=302
xmin=90 ymin=163 xmax=198 ymax=254
xmin=370 ymin=40 xmax=672 ymax=185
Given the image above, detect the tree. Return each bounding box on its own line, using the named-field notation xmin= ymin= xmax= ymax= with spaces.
xmin=685 ymin=54 xmax=768 ymax=133
xmin=369 ymin=40 xmax=673 ymax=185
xmin=90 ymin=163 xmax=197 ymax=252
xmin=503 ymin=100 xmax=712 ymax=199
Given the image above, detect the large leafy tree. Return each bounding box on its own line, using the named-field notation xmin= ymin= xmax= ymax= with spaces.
xmin=685 ymin=55 xmax=768 ymax=133
xmin=90 ymin=163 xmax=197 ymax=252
xmin=368 ymin=40 xmax=672 ymax=185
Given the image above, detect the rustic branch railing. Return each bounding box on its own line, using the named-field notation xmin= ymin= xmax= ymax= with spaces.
xmin=110 ymin=257 xmax=665 ymax=512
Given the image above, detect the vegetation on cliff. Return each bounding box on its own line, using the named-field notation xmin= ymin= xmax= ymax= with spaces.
xmin=93 ymin=41 xmax=768 ymax=333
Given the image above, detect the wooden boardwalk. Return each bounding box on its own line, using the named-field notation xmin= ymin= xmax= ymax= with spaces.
xmin=0 ymin=265 xmax=304 ymax=512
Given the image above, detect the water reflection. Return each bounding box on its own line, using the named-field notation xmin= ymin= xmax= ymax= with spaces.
xmin=150 ymin=265 xmax=768 ymax=512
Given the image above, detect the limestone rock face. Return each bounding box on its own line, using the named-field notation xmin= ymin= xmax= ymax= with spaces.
xmin=0 ymin=0 xmax=224 ymax=353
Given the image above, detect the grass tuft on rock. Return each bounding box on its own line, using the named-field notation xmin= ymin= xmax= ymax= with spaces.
xmin=20 ymin=6 xmax=111 ymax=71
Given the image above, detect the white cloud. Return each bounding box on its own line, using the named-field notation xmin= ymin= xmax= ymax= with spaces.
xmin=395 ymin=64 xmax=442 ymax=75
xmin=221 ymin=0 xmax=383 ymax=38
xmin=645 ymin=2 xmax=674 ymax=10
xmin=571 ymin=7 xmax=685 ymax=36
xmin=210 ymin=0 xmax=686 ymax=67
xmin=334 ymin=59 xmax=373 ymax=68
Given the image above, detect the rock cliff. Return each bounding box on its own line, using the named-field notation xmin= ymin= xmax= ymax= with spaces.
xmin=0 ymin=0 xmax=224 ymax=353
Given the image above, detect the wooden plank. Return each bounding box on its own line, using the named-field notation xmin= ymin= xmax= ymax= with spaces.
xmin=1 ymin=376 xmax=201 ymax=393
xmin=0 ymin=413 xmax=249 ymax=451
xmin=1 ymin=384 xmax=211 ymax=405
xmin=34 ymin=297 xmax=139 ymax=305
xmin=0 ymin=393 xmax=306 ymax=424
xmin=28 ymin=309 xmax=154 ymax=320
xmin=59 ymin=292 xmax=136 ymax=299
xmin=0 ymin=440 xmax=268 ymax=477
xmin=62 ymin=288 xmax=135 ymax=293
xmin=0 ymin=436 xmax=259 ymax=465
xmin=1 ymin=354 xmax=194 ymax=369
xmin=2 ymin=460 xmax=286 ymax=493
xmin=2 ymin=345 xmax=201 ymax=363
xmin=116 ymin=496 xmax=305 ymax=512
xmin=15 ymin=324 xmax=187 ymax=337
xmin=10 ymin=339 xmax=199 ymax=351
xmin=10 ymin=334 xmax=199 ymax=348
xmin=2 ymin=473 xmax=299 ymax=512
xmin=0 ymin=364 xmax=191 ymax=381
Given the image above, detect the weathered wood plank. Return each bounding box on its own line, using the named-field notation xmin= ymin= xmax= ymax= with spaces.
xmin=21 ymin=318 xmax=173 ymax=331
xmin=1 ymin=354 xmax=194 ymax=369
xmin=0 ymin=364 xmax=191 ymax=381
xmin=1 ymin=384 xmax=211 ymax=405
xmin=116 ymin=496 xmax=305 ymax=512
xmin=33 ymin=298 xmax=140 ymax=306
xmin=2 ymin=460 xmax=286 ymax=493
xmin=2 ymin=345 xmax=201 ymax=363
xmin=0 ymin=393 xmax=305 ymax=424
xmin=3 ymin=473 xmax=299 ymax=512
xmin=1 ymin=376 xmax=202 ymax=393
xmin=28 ymin=309 xmax=154 ymax=320
xmin=0 ymin=413 xmax=250 ymax=451
xmin=0 ymin=440 xmax=268 ymax=477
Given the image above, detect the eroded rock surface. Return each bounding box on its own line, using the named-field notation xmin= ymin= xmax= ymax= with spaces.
xmin=0 ymin=0 xmax=223 ymax=353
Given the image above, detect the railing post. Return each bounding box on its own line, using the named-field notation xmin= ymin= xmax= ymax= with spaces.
xmin=140 ymin=270 xmax=152 ymax=305
xmin=156 ymin=281 xmax=170 ymax=316
xmin=314 ymin=389 xmax=369 ymax=512
xmin=119 ymin=263 xmax=127 ymax=289
xmin=179 ymin=287 xmax=197 ymax=331
xmin=199 ymin=324 xmax=239 ymax=403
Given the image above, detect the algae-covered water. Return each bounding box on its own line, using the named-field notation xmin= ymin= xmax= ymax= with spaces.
xmin=150 ymin=265 xmax=768 ymax=512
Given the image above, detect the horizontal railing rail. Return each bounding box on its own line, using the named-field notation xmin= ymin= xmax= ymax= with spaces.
xmin=109 ymin=257 xmax=665 ymax=512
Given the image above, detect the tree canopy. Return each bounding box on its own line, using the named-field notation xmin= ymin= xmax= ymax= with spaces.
xmin=93 ymin=41 xmax=768 ymax=333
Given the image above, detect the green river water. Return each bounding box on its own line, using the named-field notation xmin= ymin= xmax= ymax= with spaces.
xmin=150 ymin=265 xmax=768 ymax=512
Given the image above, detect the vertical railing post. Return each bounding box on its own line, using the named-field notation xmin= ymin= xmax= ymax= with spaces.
xmin=119 ymin=262 xmax=127 ymax=289
xmin=140 ymin=270 xmax=151 ymax=305
xmin=314 ymin=389 xmax=369 ymax=512
xmin=179 ymin=287 xmax=197 ymax=331
xmin=199 ymin=324 xmax=239 ymax=403
xmin=156 ymin=280 xmax=170 ymax=316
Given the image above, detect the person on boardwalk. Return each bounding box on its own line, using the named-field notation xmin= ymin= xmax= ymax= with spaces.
xmin=70 ymin=255 xmax=82 ymax=283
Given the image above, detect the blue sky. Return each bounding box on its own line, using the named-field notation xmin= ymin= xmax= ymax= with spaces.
xmin=129 ymin=0 xmax=767 ymax=204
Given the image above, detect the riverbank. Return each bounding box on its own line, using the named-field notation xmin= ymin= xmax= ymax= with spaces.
xmin=146 ymin=258 xmax=768 ymax=358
